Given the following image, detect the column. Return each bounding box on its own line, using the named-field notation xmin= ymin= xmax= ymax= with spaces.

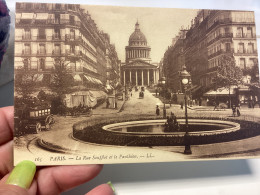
xmin=124 ymin=70 xmax=126 ymax=86
xmin=148 ymin=70 xmax=150 ymax=86
xmin=130 ymin=70 xmax=132 ymax=83
xmin=136 ymin=70 xmax=138 ymax=86
xmin=156 ymin=70 xmax=159 ymax=84
xmin=153 ymin=69 xmax=156 ymax=84
xmin=142 ymin=70 xmax=144 ymax=86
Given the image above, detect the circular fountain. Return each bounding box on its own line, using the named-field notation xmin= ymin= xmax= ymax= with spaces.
xmin=102 ymin=119 xmax=240 ymax=136
xmin=73 ymin=118 xmax=246 ymax=146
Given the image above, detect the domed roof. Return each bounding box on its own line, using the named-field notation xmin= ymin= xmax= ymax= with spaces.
xmin=129 ymin=22 xmax=147 ymax=45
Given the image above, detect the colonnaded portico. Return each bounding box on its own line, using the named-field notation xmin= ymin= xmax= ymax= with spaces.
xmin=122 ymin=61 xmax=159 ymax=86
xmin=121 ymin=21 xmax=159 ymax=86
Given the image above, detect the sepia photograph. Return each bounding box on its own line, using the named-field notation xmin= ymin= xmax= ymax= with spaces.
xmin=14 ymin=2 xmax=260 ymax=165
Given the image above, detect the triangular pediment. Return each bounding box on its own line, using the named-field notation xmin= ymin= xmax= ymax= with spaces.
xmin=125 ymin=60 xmax=157 ymax=68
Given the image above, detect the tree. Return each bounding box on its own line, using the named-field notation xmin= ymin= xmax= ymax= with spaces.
xmin=213 ymin=55 xmax=243 ymax=107
xmin=15 ymin=68 xmax=41 ymax=104
xmin=49 ymin=58 xmax=73 ymax=114
xmin=50 ymin=58 xmax=73 ymax=97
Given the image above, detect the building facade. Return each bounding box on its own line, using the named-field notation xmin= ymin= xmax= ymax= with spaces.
xmin=15 ymin=3 xmax=120 ymax=90
xmin=121 ymin=22 xmax=159 ymax=86
xmin=163 ymin=9 xmax=258 ymax=100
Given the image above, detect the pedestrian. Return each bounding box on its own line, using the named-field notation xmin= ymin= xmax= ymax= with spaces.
xmin=236 ymin=107 xmax=241 ymax=117
xmin=156 ymin=105 xmax=160 ymax=116
xmin=163 ymin=105 xmax=166 ymax=119
xmin=232 ymin=105 xmax=236 ymax=117
xmin=106 ymin=98 xmax=110 ymax=108
xmin=180 ymin=102 xmax=183 ymax=109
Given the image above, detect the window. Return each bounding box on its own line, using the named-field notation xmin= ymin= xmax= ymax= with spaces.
xmin=25 ymin=3 xmax=32 ymax=10
xmin=249 ymin=58 xmax=255 ymax=67
xmin=70 ymin=29 xmax=75 ymax=39
xmin=54 ymin=14 xmax=60 ymax=24
xmin=247 ymin=27 xmax=253 ymax=38
xmin=24 ymin=29 xmax=31 ymax=39
xmin=39 ymin=58 xmax=45 ymax=70
xmin=54 ymin=28 xmax=60 ymax=39
xmin=70 ymin=45 xmax=75 ymax=53
xmin=39 ymin=44 xmax=46 ymax=54
xmin=24 ymin=43 xmax=30 ymax=54
xmin=238 ymin=43 xmax=244 ymax=53
xmin=70 ymin=15 xmax=75 ymax=25
xmin=225 ymin=43 xmax=231 ymax=52
xmin=55 ymin=4 xmax=61 ymax=10
xmin=23 ymin=58 xmax=29 ymax=69
xmin=237 ymin=27 xmax=243 ymax=37
xmin=40 ymin=3 xmax=46 ymax=9
xmin=240 ymin=58 xmax=246 ymax=69
xmin=224 ymin=27 xmax=229 ymax=34
xmin=38 ymin=28 xmax=46 ymax=39
xmin=54 ymin=44 xmax=61 ymax=54
xmin=248 ymin=43 xmax=254 ymax=53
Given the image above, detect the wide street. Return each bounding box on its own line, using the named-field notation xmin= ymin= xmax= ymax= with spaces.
xmin=14 ymin=88 xmax=260 ymax=165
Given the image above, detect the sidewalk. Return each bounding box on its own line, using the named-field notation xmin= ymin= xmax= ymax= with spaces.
xmin=92 ymin=99 xmax=125 ymax=116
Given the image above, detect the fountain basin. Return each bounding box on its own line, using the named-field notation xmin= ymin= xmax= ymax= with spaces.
xmin=103 ymin=119 xmax=240 ymax=136
xmin=73 ymin=118 xmax=244 ymax=146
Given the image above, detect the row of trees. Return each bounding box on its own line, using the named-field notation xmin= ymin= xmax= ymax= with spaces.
xmin=15 ymin=59 xmax=74 ymax=113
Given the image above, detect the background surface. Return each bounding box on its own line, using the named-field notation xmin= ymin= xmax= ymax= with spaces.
xmin=1 ymin=0 xmax=260 ymax=194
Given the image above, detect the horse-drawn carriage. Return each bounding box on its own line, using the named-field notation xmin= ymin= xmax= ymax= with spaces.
xmin=14 ymin=105 xmax=54 ymax=135
xmin=139 ymin=91 xmax=144 ymax=98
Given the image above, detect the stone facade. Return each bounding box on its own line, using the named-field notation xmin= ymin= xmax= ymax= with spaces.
xmin=15 ymin=3 xmax=120 ymax=89
xmin=121 ymin=22 xmax=159 ymax=86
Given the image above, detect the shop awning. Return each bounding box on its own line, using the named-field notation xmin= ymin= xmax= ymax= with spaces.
xmin=106 ymin=84 xmax=114 ymax=90
xmin=73 ymin=74 xmax=82 ymax=82
xmin=188 ymin=85 xmax=201 ymax=93
xmin=204 ymin=87 xmax=236 ymax=96
xmin=89 ymin=90 xmax=107 ymax=100
xmin=84 ymin=75 xmax=103 ymax=85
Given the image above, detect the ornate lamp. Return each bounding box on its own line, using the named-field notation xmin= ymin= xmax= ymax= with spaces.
xmin=180 ymin=65 xmax=192 ymax=154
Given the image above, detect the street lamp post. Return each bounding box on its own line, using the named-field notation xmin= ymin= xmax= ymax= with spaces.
xmin=161 ymin=77 xmax=166 ymax=119
xmin=180 ymin=65 xmax=192 ymax=155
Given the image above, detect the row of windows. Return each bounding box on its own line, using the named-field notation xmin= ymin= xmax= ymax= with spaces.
xmin=17 ymin=3 xmax=78 ymax=11
xmin=208 ymin=57 xmax=256 ymax=70
xmin=208 ymin=42 xmax=256 ymax=56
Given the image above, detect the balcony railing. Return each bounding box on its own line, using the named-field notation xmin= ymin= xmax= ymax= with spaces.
xmin=22 ymin=35 xmax=32 ymax=40
xmin=207 ymin=33 xmax=233 ymax=46
xmin=52 ymin=50 xmax=62 ymax=56
xmin=208 ymin=49 xmax=234 ymax=59
xmin=21 ymin=50 xmax=31 ymax=55
xmin=235 ymin=50 xmax=258 ymax=55
xmin=37 ymin=35 xmax=47 ymax=40
xmin=235 ymin=33 xmax=256 ymax=38
xmin=37 ymin=50 xmax=47 ymax=55
xmin=60 ymin=19 xmax=81 ymax=26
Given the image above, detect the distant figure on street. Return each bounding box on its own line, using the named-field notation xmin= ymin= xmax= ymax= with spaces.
xmin=232 ymin=105 xmax=236 ymax=117
xmin=180 ymin=102 xmax=183 ymax=110
xmin=163 ymin=105 xmax=166 ymax=118
xmin=236 ymin=107 xmax=241 ymax=117
xmin=156 ymin=105 xmax=160 ymax=116
xmin=106 ymin=98 xmax=110 ymax=108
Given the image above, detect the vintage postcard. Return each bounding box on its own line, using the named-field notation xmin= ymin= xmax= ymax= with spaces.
xmin=14 ymin=2 xmax=260 ymax=165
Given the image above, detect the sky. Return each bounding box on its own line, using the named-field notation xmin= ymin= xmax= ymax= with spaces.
xmin=82 ymin=5 xmax=197 ymax=63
